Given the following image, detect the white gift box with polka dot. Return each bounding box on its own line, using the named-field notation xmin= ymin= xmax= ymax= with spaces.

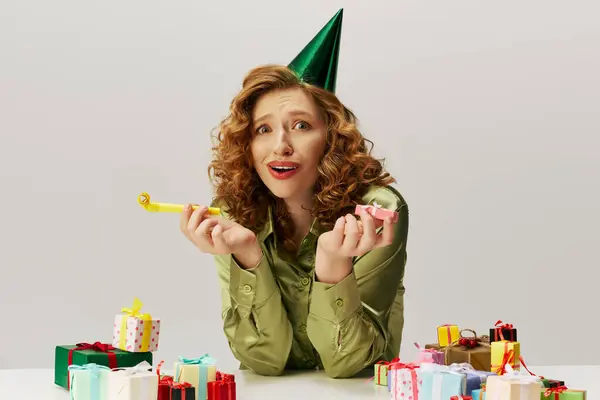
xmin=112 ymin=315 xmax=160 ymax=352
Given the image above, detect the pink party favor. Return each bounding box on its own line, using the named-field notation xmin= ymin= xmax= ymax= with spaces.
xmin=112 ymin=298 xmax=160 ymax=352
xmin=355 ymin=202 xmax=399 ymax=223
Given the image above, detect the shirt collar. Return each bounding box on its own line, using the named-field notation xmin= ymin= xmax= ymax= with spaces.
xmin=256 ymin=203 xmax=324 ymax=243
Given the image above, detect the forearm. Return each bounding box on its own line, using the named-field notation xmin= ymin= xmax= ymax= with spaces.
xmin=307 ymin=271 xmax=386 ymax=378
xmin=216 ymin=252 xmax=293 ymax=376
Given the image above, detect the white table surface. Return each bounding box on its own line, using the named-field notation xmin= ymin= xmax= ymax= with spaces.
xmin=0 ymin=365 xmax=597 ymax=399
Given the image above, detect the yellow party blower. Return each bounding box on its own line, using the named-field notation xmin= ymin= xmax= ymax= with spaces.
xmin=137 ymin=192 xmax=220 ymax=215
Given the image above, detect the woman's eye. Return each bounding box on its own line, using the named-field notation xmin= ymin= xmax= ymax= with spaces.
xmin=256 ymin=125 xmax=269 ymax=134
xmin=294 ymin=121 xmax=311 ymax=130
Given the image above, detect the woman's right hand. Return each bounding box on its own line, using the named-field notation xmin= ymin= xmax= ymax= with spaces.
xmin=180 ymin=204 xmax=261 ymax=264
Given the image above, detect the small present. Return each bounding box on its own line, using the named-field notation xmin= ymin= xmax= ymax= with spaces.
xmin=541 ymin=379 xmax=566 ymax=388
xmin=485 ymin=366 xmax=542 ymax=400
xmin=491 ymin=341 xmax=520 ymax=374
xmin=472 ymin=388 xmax=487 ymax=400
xmin=208 ymin=371 xmax=236 ymax=400
xmin=54 ymin=342 xmax=153 ymax=389
xmin=490 ymin=320 xmax=517 ymax=343
xmin=541 ymin=386 xmax=587 ymax=399
xmin=354 ymin=202 xmax=399 ymax=223
xmin=158 ymin=376 xmax=196 ymax=400
xmin=451 ymin=397 xmax=473 ymax=400
xmin=107 ymin=361 xmax=158 ymax=399
xmin=425 ymin=343 xmax=491 ymax=372
xmin=67 ymin=363 xmax=111 ymax=400
xmin=373 ymin=358 xmax=397 ymax=386
xmin=415 ymin=342 xmax=444 ymax=365
xmin=113 ymin=297 xmax=161 ymax=352
xmin=174 ymin=354 xmax=217 ymax=400
xmin=449 ymin=363 xmax=496 ymax=395
xmin=419 ymin=363 xmax=467 ymax=399
xmin=437 ymin=324 xmax=460 ymax=347
xmin=388 ymin=362 xmax=422 ymax=400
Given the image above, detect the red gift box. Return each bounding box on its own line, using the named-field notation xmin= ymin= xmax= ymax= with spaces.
xmin=354 ymin=203 xmax=399 ymax=223
xmin=450 ymin=397 xmax=472 ymax=400
xmin=208 ymin=371 xmax=236 ymax=400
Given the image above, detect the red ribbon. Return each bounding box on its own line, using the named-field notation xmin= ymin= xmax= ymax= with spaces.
xmin=67 ymin=342 xmax=117 ymax=389
xmin=494 ymin=320 xmax=515 ymax=341
xmin=544 ymin=385 xmax=568 ymax=399
xmin=495 ymin=346 xmax=515 ymax=375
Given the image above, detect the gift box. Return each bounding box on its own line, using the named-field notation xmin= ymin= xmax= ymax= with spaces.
xmin=158 ymin=376 xmax=196 ymax=400
xmin=107 ymin=361 xmax=158 ymax=399
xmin=425 ymin=343 xmax=491 ymax=372
xmin=373 ymin=359 xmax=396 ymax=386
xmin=113 ymin=297 xmax=161 ymax=352
xmin=485 ymin=369 xmax=542 ymax=400
xmin=451 ymin=397 xmax=473 ymax=400
xmin=55 ymin=342 xmax=153 ymax=389
xmin=541 ymin=387 xmax=587 ymax=399
xmin=415 ymin=342 xmax=444 ymax=365
xmin=490 ymin=320 xmax=517 ymax=343
xmin=388 ymin=362 xmax=422 ymax=400
xmin=472 ymin=388 xmax=486 ymax=400
xmin=208 ymin=372 xmax=236 ymax=400
xmin=437 ymin=324 xmax=460 ymax=347
xmin=491 ymin=341 xmax=520 ymax=374
xmin=174 ymin=354 xmax=217 ymax=400
xmin=449 ymin=363 xmax=496 ymax=395
xmin=68 ymin=363 xmax=111 ymax=400
xmin=419 ymin=363 xmax=467 ymax=399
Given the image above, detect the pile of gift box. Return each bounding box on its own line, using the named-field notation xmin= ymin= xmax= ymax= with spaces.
xmin=373 ymin=321 xmax=587 ymax=399
xmin=54 ymin=298 xmax=235 ymax=400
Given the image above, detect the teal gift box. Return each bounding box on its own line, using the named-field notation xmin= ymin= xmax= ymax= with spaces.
xmin=419 ymin=363 xmax=466 ymax=399
xmin=472 ymin=388 xmax=486 ymax=399
xmin=68 ymin=363 xmax=110 ymax=400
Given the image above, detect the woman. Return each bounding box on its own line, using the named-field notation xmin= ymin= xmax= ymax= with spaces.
xmin=180 ymin=9 xmax=409 ymax=379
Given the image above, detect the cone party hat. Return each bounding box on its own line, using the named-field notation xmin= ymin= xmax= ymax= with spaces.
xmin=288 ymin=8 xmax=343 ymax=93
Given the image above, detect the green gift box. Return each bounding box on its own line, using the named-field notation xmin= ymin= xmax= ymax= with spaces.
xmin=54 ymin=342 xmax=153 ymax=389
xmin=541 ymin=388 xmax=587 ymax=399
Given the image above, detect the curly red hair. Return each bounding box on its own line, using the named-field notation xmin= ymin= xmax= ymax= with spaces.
xmin=208 ymin=64 xmax=395 ymax=251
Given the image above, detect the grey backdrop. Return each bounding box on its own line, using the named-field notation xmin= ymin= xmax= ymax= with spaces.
xmin=1 ymin=0 xmax=598 ymax=371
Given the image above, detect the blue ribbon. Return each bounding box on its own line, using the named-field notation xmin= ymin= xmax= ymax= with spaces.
xmin=175 ymin=354 xmax=216 ymax=400
xmin=67 ymin=363 xmax=110 ymax=400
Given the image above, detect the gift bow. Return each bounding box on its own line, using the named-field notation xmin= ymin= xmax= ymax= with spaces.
xmin=544 ymin=385 xmax=568 ymax=397
xmin=75 ymin=342 xmax=116 ymax=353
xmin=494 ymin=320 xmax=514 ymax=330
xmin=68 ymin=363 xmax=111 ymax=377
xmin=419 ymin=362 xmax=464 ymax=376
xmin=112 ymin=361 xmax=152 ymax=375
xmin=178 ymin=354 xmax=216 ymax=365
xmin=500 ymin=364 xmax=541 ymax=383
xmin=496 ymin=349 xmax=515 ymax=375
xmin=448 ymin=362 xmax=476 ymax=373
xmin=216 ymin=371 xmax=235 ymax=383
xmin=121 ymin=297 xmax=152 ymax=320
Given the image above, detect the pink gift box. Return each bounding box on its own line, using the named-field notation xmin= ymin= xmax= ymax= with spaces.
xmin=354 ymin=202 xmax=399 ymax=223
xmin=415 ymin=342 xmax=445 ymax=365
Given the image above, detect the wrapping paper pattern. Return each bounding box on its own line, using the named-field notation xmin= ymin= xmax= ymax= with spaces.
xmin=68 ymin=363 xmax=110 ymax=400
xmin=485 ymin=369 xmax=542 ymax=400
xmin=389 ymin=363 xmax=421 ymax=400
xmin=491 ymin=341 xmax=520 ymax=374
xmin=112 ymin=315 xmax=161 ymax=352
xmin=107 ymin=361 xmax=158 ymax=400
xmin=174 ymin=355 xmax=217 ymax=400
xmin=419 ymin=363 xmax=466 ymax=399
xmin=437 ymin=325 xmax=460 ymax=347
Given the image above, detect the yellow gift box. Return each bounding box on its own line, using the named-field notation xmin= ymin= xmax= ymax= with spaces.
xmin=437 ymin=324 xmax=459 ymax=347
xmin=491 ymin=340 xmax=520 ymax=374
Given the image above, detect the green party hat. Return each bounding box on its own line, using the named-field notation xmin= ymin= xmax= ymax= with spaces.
xmin=288 ymin=8 xmax=343 ymax=93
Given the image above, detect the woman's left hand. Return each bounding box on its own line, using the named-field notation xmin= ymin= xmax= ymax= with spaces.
xmin=317 ymin=207 xmax=395 ymax=259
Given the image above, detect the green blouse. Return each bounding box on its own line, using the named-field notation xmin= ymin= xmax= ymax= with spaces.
xmin=212 ymin=185 xmax=409 ymax=378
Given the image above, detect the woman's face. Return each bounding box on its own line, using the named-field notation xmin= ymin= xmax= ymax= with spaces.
xmin=250 ymin=87 xmax=327 ymax=203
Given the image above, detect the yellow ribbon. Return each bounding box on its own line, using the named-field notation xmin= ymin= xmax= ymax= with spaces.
xmin=119 ymin=297 xmax=153 ymax=352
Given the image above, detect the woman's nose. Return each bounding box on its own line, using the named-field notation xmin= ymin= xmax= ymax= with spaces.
xmin=273 ymin=131 xmax=293 ymax=156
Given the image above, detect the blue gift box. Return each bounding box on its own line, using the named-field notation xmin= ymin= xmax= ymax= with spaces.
xmin=464 ymin=370 xmax=495 ymax=395
xmin=419 ymin=364 xmax=466 ymax=400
